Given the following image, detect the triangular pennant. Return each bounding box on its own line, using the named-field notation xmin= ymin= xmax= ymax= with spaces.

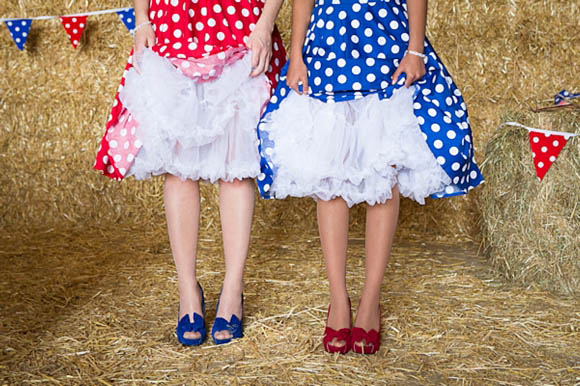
xmin=60 ymin=15 xmax=88 ymax=49
xmin=4 ymin=19 xmax=32 ymax=50
xmin=554 ymin=90 xmax=580 ymax=106
xmin=116 ymin=8 xmax=136 ymax=33
xmin=528 ymin=130 xmax=569 ymax=181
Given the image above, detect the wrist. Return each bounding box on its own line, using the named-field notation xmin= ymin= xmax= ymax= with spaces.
xmin=408 ymin=42 xmax=424 ymax=54
xmin=135 ymin=12 xmax=149 ymax=25
xmin=256 ymin=17 xmax=274 ymax=34
xmin=133 ymin=21 xmax=152 ymax=37
xmin=290 ymin=51 xmax=304 ymax=63
xmin=405 ymin=50 xmax=427 ymax=63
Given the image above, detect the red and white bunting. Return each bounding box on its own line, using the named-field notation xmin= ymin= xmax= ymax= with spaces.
xmin=60 ymin=15 xmax=88 ymax=49
xmin=529 ymin=130 xmax=570 ymax=180
xmin=501 ymin=122 xmax=577 ymax=181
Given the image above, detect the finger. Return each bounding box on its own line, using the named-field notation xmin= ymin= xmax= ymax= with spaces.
xmin=392 ymin=67 xmax=402 ymax=85
xmin=258 ymin=49 xmax=269 ymax=74
xmin=262 ymin=50 xmax=272 ymax=73
xmin=288 ymin=80 xmax=299 ymax=94
xmin=246 ymin=35 xmax=255 ymax=51
xmin=405 ymin=74 xmax=414 ymax=88
xmin=253 ymin=48 xmax=270 ymax=77
xmin=134 ymin=40 xmax=144 ymax=53
xmin=301 ymin=74 xmax=309 ymax=95
xmin=146 ymin=34 xmax=155 ymax=48
xmin=250 ymin=43 xmax=260 ymax=70
xmin=250 ymin=50 xmax=265 ymax=77
xmin=131 ymin=48 xmax=141 ymax=73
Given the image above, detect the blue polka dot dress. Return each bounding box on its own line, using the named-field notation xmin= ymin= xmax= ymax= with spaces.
xmin=257 ymin=0 xmax=484 ymax=207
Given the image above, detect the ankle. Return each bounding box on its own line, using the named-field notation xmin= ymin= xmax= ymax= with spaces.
xmin=359 ymin=287 xmax=381 ymax=307
xmin=329 ymin=290 xmax=350 ymax=306
xmin=354 ymin=298 xmax=381 ymax=330
xmin=221 ymin=277 xmax=244 ymax=293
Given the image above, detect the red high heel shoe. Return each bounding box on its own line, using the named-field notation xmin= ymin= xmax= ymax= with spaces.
xmin=322 ymin=301 xmax=352 ymax=354
xmin=351 ymin=305 xmax=381 ymax=355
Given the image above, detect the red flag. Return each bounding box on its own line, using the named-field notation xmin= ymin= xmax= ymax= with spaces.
xmin=60 ymin=15 xmax=87 ymax=49
xmin=528 ymin=130 xmax=569 ymax=181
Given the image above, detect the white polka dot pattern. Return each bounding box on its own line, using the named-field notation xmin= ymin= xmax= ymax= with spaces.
xmin=257 ymin=0 xmax=484 ymax=201
xmin=95 ymin=0 xmax=287 ymax=180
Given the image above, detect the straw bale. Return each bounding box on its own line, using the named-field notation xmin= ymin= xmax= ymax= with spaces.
xmin=478 ymin=111 xmax=580 ymax=296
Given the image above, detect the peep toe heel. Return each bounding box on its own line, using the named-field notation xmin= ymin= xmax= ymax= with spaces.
xmin=176 ymin=283 xmax=207 ymax=346
xmin=211 ymin=291 xmax=244 ymax=345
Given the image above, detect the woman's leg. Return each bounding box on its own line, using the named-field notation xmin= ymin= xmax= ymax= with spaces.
xmin=317 ymin=197 xmax=351 ymax=349
xmin=354 ymin=186 xmax=400 ymax=342
xmin=164 ymin=174 xmax=203 ymax=340
xmin=213 ymin=178 xmax=255 ymax=340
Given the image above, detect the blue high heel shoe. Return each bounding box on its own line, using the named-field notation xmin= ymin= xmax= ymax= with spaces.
xmin=211 ymin=291 xmax=244 ymax=345
xmin=176 ymin=283 xmax=207 ymax=346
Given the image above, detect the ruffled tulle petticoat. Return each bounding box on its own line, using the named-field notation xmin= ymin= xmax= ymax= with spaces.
xmin=119 ymin=48 xmax=270 ymax=183
xmin=259 ymin=86 xmax=451 ymax=207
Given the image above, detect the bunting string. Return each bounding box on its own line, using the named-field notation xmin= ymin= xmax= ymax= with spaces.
xmin=0 ymin=8 xmax=134 ymax=22
xmin=1 ymin=7 xmax=135 ymax=50
xmin=500 ymin=122 xmax=578 ymax=139
xmin=499 ymin=122 xmax=578 ymax=181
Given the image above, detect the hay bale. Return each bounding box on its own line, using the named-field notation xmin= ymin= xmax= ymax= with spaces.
xmin=478 ymin=111 xmax=580 ymax=295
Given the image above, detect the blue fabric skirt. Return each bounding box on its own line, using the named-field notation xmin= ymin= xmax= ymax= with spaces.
xmin=257 ymin=0 xmax=484 ymax=205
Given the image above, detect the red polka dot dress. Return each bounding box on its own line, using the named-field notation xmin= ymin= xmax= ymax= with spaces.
xmin=94 ymin=0 xmax=286 ymax=182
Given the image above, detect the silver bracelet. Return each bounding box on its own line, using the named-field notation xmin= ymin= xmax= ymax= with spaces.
xmin=132 ymin=21 xmax=151 ymax=35
xmin=406 ymin=50 xmax=427 ymax=59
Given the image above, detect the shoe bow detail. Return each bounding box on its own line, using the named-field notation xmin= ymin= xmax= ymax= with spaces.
xmin=351 ymin=327 xmax=380 ymax=354
xmin=212 ymin=314 xmax=243 ymax=344
xmin=177 ymin=313 xmax=205 ymax=335
xmin=323 ymin=326 xmax=351 ymax=354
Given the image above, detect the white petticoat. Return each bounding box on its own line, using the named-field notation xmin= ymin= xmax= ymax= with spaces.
xmin=119 ymin=48 xmax=270 ymax=183
xmin=260 ymin=86 xmax=452 ymax=207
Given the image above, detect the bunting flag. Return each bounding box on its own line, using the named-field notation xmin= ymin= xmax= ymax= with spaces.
xmin=501 ymin=122 xmax=578 ymax=181
xmin=529 ymin=131 xmax=571 ymax=181
xmin=554 ymin=90 xmax=580 ymax=106
xmin=116 ymin=9 xmax=136 ymax=33
xmin=60 ymin=15 xmax=88 ymax=49
xmin=4 ymin=19 xmax=32 ymax=50
xmin=1 ymin=7 xmax=134 ymax=50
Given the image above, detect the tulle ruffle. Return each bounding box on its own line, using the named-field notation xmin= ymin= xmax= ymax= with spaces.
xmin=258 ymin=86 xmax=451 ymax=207
xmin=120 ymin=49 xmax=270 ymax=183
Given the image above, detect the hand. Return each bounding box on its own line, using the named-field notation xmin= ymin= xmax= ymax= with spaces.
xmin=134 ymin=24 xmax=155 ymax=54
xmin=286 ymin=58 xmax=309 ymax=95
xmin=246 ymin=23 xmax=273 ymax=77
xmin=391 ymin=52 xmax=426 ymax=88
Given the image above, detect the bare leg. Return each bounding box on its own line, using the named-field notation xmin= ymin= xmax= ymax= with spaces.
xmin=213 ymin=178 xmax=255 ymax=340
xmin=317 ymin=197 xmax=351 ymax=349
xmin=353 ymin=185 xmax=400 ymax=348
xmin=164 ymin=174 xmax=203 ymax=340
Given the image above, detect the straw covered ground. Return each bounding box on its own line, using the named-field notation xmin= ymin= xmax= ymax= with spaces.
xmin=2 ymin=0 xmax=580 ymax=384
xmin=1 ymin=226 xmax=579 ymax=384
